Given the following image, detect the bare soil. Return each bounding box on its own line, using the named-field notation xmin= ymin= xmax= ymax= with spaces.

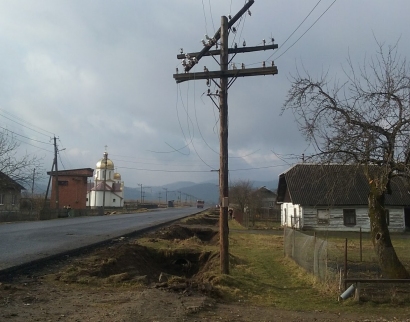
xmin=1 ymin=212 xmax=409 ymax=322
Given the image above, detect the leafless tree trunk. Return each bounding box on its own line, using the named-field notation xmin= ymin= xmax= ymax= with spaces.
xmin=283 ymin=42 xmax=410 ymax=278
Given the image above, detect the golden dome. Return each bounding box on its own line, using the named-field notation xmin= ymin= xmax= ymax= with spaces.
xmin=113 ymin=173 xmax=121 ymax=180
xmin=96 ymin=152 xmax=114 ymax=170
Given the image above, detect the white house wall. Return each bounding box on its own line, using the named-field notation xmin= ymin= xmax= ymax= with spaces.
xmin=300 ymin=206 xmax=405 ymax=232
xmin=87 ymin=191 xmax=123 ymax=208
xmin=281 ymin=202 xmax=302 ymax=229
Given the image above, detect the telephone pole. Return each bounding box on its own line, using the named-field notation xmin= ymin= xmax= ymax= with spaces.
xmin=54 ymin=136 xmax=60 ymax=217
xmin=102 ymin=151 xmax=108 ymax=215
xmin=163 ymin=188 xmax=168 ymax=206
xmin=173 ymin=0 xmax=278 ymax=274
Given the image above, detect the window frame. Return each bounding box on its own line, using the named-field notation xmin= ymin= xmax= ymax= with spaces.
xmin=317 ymin=209 xmax=330 ymax=225
xmin=343 ymin=209 xmax=356 ymax=226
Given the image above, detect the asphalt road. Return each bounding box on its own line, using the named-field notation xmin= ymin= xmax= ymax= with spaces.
xmin=0 ymin=207 xmax=202 ymax=271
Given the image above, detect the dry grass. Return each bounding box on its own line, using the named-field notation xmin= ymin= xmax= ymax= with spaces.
xmin=49 ymin=210 xmax=410 ymax=315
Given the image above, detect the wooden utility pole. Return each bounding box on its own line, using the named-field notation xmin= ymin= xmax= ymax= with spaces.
xmin=102 ymin=151 xmax=108 ymax=214
xmin=219 ymin=15 xmax=229 ymax=274
xmin=163 ymin=187 xmax=168 ymax=205
xmin=31 ymin=168 xmax=35 ymax=198
xmin=54 ymin=136 xmax=60 ymax=217
xmin=173 ymin=0 xmax=278 ymax=274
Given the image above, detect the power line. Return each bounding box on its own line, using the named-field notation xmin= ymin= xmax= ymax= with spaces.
xmin=201 ymin=0 xmax=209 ymax=35
xmin=270 ymin=0 xmax=338 ymax=62
xmin=116 ymin=166 xmax=213 ymax=173
xmin=270 ymin=0 xmax=323 ymax=58
xmin=0 ymin=109 xmax=55 ymax=137
xmin=57 ymin=138 xmax=74 ymax=170
xmin=116 ymin=163 xmax=287 ymax=173
xmin=0 ymin=126 xmax=53 ymax=146
xmin=58 ymin=152 xmax=66 ymax=170
xmin=208 ymin=0 xmax=216 ymax=33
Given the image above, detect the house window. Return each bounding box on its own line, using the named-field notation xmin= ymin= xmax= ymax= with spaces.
xmin=11 ymin=194 xmax=16 ymax=205
xmin=0 ymin=194 xmax=4 ymax=205
xmin=284 ymin=208 xmax=287 ymax=223
xmin=58 ymin=180 xmax=68 ymax=186
xmin=385 ymin=209 xmax=390 ymax=226
xmin=343 ymin=209 xmax=356 ymax=226
xmin=317 ymin=209 xmax=329 ymax=224
xmin=113 ymin=199 xmax=116 ymax=203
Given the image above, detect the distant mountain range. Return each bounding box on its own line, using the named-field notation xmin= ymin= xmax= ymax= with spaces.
xmin=124 ymin=180 xmax=278 ymax=205
xmin=33 ymin=179 xmax=278 ymax=205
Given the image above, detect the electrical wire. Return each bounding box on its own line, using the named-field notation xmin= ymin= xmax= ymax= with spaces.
xmin=0 ymin=109 xmax=55 ymax=137
xmin=201 ymin=0 xmax=209 ymax=36
xmin=0 ymin=126 xmax=53 ymax=146
xmin=115 ymin=163 xmax=288 ymax=174
xmin=268 ymin=0 xmax=338 ymax=62
xmin=273 ymin=0 xmax=323 ymax=57
xmin=116 ymin=166 xmax=212 ymax=173
xmin=57 ymin=138 xmax=74 ymax=170
xmin=189 ymin=78 xmax=216 ymax=169
xmin=236 ymin=0 xmax=337 ymax=69
xmin=58 ymin=152 xmax=66 ymax=170
xmin=208 ymin=0 xmax=216 ymax=33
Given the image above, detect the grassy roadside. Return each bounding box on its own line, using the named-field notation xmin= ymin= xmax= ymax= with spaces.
xmin=213 ymin=218 xmax=410 ymax=316
xmin=49 ymin=210 xmax=410 ymax=318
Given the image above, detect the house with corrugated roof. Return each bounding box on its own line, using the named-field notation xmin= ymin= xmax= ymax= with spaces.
xmin=276 ymin=164 xmax=410 ymax=232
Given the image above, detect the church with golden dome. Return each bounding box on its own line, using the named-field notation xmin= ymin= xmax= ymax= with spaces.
xmin=86 ymin=152 xmax=124 ymax=208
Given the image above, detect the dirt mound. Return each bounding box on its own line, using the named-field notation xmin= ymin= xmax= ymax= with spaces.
xmin=54 ymin=239 xmax=218 ymax=296
xmin=50 ymin=213 xmax=224 ymax=299
xmin=55 ymin=243 xmax=162 ymax=284
xmin=184 ymin=213 xmax=219 ymax=226
xmin=156 ymin=224 xmax=196 ymax=240
xmin=153 ymin=224 xmax=218 ymax=243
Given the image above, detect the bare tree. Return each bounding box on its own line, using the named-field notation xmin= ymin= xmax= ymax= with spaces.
xmin=229 ymin=179 xmax=254 ymax=214
xmin=0 ymin=130 xmax=44 ymax=189
xmin=283 ymin=42 xmax=410 ymax=278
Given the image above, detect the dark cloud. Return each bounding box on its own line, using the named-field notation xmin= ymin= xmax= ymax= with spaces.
xmin=0 ymin=0 xmax=409 ymax=187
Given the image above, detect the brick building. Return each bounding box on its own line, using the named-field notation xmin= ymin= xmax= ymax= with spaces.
xmin=47 ymin=168 xmax=94 ymax=211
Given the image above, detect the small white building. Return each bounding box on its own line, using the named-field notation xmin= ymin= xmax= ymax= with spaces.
xmin=86 ymin=152 xmax=124 ymax=208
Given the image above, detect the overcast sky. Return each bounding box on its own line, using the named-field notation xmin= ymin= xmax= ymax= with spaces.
xmin=0 ymin=0 xmax=409 ymax=188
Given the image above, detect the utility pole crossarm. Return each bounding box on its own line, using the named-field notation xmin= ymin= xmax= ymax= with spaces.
xmin=174 ymin=66 xmax=278 ymax=83
xmin=177 ymin=44 xmax=278 ymax=59
xmin=183 ymin=0 xmax=255 ymax=73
